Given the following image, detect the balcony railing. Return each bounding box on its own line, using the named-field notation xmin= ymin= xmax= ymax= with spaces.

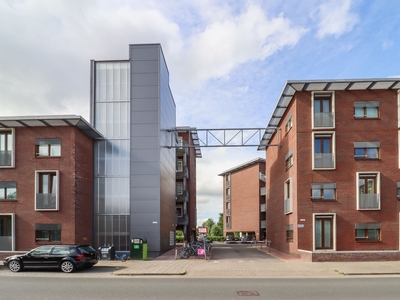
xmin=359 ymin=194 xmax=380 ymax=209
xmin=176 ymin=214 xmax=188 ymax=225
xmin=314 ymin=112 xmax=334 ymax=128
xmin=0 ymin=236 xmax=12 ymax=251
xmin=226 ymin=222 xmax=231 ymax=229
xmin=260 ymin=220 xmax=266 ymax=229
xmin=260 ymin=187 xmax=266 ymax=196
xmin=284 ymin=198 xmax=291 ymax=214
xmin=176 ymin=166 xmax=189 ymax=179
xmin=225 ymin=180 xmax=230 ymax=187
xmin=176 ymin=190 xmax=189 ymax=203
xmin=259 ymin=172 xmax=266 ymax=182
xmin=36 ymin=193 xmax=57 ymax=210
xmin=226 ymin=194 xmax=231 ymax=201
xmin=260 ymin=203 xmax=266 ymax=212
xmin=226 ymin=208 xmax=231 ymax=215
xmin=0 ymin=150 xmax=12 ymax=166
xmin=314 ymin=153 xmax=335 ymax=169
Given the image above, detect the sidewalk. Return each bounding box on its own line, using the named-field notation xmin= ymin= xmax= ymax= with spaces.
xmin=96 ymin=246 xmax=400 ymax=277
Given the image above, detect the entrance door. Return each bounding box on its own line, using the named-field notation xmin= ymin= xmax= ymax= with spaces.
xmin=0 ymin=215 xmax=13 ymax=251
xmin=315 ymin=215 xmax=333 ymax=250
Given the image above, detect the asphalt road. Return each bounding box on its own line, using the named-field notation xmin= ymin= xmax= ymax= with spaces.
xmin=1 ymin=277 xmax=400 ymax=300
xmin=210 ymin=243 xmax=278 ymax=261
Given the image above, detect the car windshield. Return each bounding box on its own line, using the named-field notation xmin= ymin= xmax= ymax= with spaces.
xmin=78 ymin=245 xmax=95 ymax=254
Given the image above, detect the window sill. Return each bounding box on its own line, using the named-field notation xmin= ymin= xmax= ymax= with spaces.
xmin=35 ymin=241 xmax=61 ymax=245
xmin=354 ymin=117 xmax=380 ymax=120
xmin=36 ymin=156 xmax=61 ymax=158
xmin=354 ymin=158 xmax=380 ymax=160
xmin=0 ymin=199 xmax=17 ymax=202
xmin=311 ymin=199 xmax=336 ymax=202
xmin=355 ymin=239 xmax=381 ymax=243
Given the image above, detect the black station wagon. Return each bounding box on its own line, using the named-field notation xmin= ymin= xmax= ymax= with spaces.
xmin=3 ymin=245 xmax=98 ymax=273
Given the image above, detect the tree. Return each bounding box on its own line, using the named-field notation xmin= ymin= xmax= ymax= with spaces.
xmin=202 ymin=218 xmax=215 ymax=235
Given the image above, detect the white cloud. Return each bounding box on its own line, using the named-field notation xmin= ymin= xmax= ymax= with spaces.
xmin=171 ymin=4 xmax=307 ymax=89
xmin=315 ymin=0 xmax=359 ymax=38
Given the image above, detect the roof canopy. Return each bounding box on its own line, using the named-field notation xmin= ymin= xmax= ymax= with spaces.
xmin=0 ymin=115 xmax=104 ymax=139
xmin=258 ymin=78 xmax=400 ymax=150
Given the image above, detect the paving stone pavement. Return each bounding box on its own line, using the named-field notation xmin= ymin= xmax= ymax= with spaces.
xmin=96 ymin=245 xmax=400 ymax=278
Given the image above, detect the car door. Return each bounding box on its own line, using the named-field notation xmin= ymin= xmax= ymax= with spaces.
xmin=50 ymin=246 xmax=72 ymax=266
xmin=22 ymin=245 xmax=54 ymax=268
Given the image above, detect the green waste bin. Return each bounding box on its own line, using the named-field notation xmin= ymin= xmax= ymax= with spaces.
xmin=130 ymin=238 xmax=148 ymax=260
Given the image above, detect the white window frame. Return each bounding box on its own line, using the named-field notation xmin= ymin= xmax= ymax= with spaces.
xmin=0 ymin=128 xmax=15 ymax=168
xmin=284 ymin=178 xmax=292 ymax=214
xmin=35 ymin=170 xmax=60 ymax=211
xmin=177 ymin=160 xmax=183 ymax=172
xmin=356 ymin=172 xmax=380 ymax=210
xmin=176 ymin=182 xmax=183 ymax=195
xmin=285 ymin=113 xmax=293 ymax=134
xmin=313 ymin=213 xmax=336 ymax=251
xmin=311 ymin=91 xmax=335 ymax=129
xmin=312 ymin=131 xmax=336 ymax=170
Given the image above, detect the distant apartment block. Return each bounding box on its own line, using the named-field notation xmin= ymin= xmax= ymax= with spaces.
xmin=219 ymin=158 xmax=266 ymax=241
xmin=259 ymin=79 xmax=400 ymax=261
xmin=176 ymin=127 xmax=201 ymax=242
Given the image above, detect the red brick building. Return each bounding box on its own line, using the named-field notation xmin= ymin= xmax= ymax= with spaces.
xmin=176 ymin=127 xmax=201 ymax=242
xmin=259 ymin=79 xmax=400 ymax=261
xmin=0 ymin=115 xmax=102 ymax=252
xmin=220 ymin=158 xmax=266 ymax=241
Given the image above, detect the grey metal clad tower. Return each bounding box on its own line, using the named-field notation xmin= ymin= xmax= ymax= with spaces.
xmin=90 ymin=44 xmax=177 ymax=256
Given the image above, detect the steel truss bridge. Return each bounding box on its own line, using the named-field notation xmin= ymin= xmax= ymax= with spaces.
xmin=165 ymin=127 xmax=279 ymax=157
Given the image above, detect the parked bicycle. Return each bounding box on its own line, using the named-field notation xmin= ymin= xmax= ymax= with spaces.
xmin=114 ymin=253 xmax=129 ymax=262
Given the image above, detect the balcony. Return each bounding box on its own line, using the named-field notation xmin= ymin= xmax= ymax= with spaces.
xmin=225 ymin=194 xmax=231 ymax=201
xmin=36 ymin=193 xmax=57 ymax=210
xmin=176 ymin=166 xmax=189 ymax=179
xmin=259 ymin=172 xmax=266 ymax=182
xmin=260 ymin=220 xmax=266 ymax=229
xmin=260 ymin=187 xmax=266 ymax=196
xmin=176 ymin=143 xmax=189 ymax=156
xmin=0 ymin=150 xmax=12 ymax=166
xmin=314 ymin=153 xmax=335 ymax=169
xmin=226 ymin=208 xmax=231 ymax=215
xmin=225 ymin=180 xmax=230 ymax=187
xmin=226 ymin=222 xmax=231 ymax=229
xmin=314 ymin=112 xmax=334 ymax=128
xmin=176 ymin=190 xmax=189 ymax=203
xmin=176 ymin=214 xmax=188 ymax=226
xmin=359 ymin=194 xmax=380 ymax=210
xmin=260 ymin=203 xmax=266 ymax=212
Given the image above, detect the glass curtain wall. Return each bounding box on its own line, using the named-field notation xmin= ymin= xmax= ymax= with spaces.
xmin=93 ymin=61 xmax=130 ymax=251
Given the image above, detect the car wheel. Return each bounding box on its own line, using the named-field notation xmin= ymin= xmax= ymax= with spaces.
xmin=8 ymin=260 xmax=22 ymax=272
xmin=60 ymin=261 xmax=75 ymax=273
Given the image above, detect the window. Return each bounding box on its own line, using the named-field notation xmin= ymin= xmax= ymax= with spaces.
xmin=177 ymin=137 xmax=183 ymax=148
xmin=176 ymin=205 xmax=183 ymax=217
xmin=313 ymin=93 xmax=334 ymax=128
xmin=311 ymin=183 xmax=336 ymax=200
xmin=0 ymin=129 xmax=14 ymax=167
xmin=357 ymin=172 xmax=380 ymax=210
xmin=354 ymin=142 xmax=379 ymax=159
xmin=35 ymin=171 xmax=59 ymax=210
xmin=176 ymin=182 xmax=183 ymax=195
xmin=285 ymin=150 xmax=293 ymax=170
xmin=284 ymin=179 xmax=292 ymax=214
xmin=354 ymin=101 xmax=379 ymax=118
xmin=226 ymin=188 xmax=231 ymax=201
xmin=0 ymin=182 xmax=16 ymax=200
xmin=226 ymin=216 xmax=231 ymax=229
xmin=315 ymin=215 xmax=334 ymax=250
xmin=177 ymin=160 xmax=183 ymax=172
xmin=286 ymin=224 xmax=293 ymax=242
xmin=35 ymin=224 xmax=61 ymax=243
xmin=313 ymin=132 xmax=335 ymax=169
xmin=225 ymin=174 xmax=231 ymax=187
xmin=355 ymin=223 xmax=381 ymax=241
xmin=285 ymin=114 xmax=292 ymax=134
xmin=35 ymin=138 xmax=61 ymax=157
xmin=225 ymin=202 xmax=231 ymax=215
xmin=397 ymin=182 xmax=400 ymax=199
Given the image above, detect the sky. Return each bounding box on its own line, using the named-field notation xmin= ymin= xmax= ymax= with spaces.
xmin=1 ymin=0 xmax=400 ymax=227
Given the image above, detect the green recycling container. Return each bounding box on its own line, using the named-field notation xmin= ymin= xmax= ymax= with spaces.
xmin=130 ymin=238 xmax=148 ymax=260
